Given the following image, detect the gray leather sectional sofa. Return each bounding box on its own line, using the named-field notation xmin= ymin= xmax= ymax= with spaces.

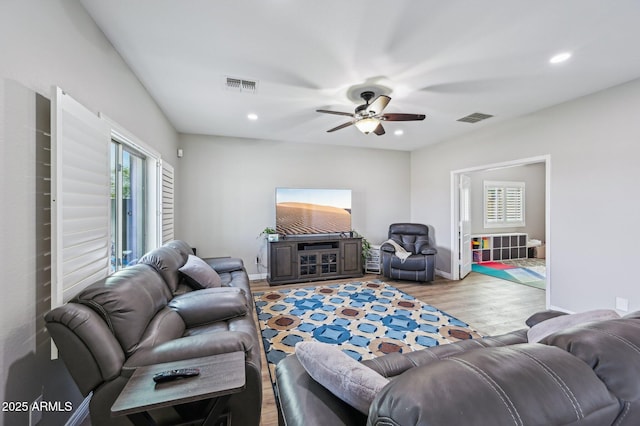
xmin=276 ymin=310 xmax=640 ymax=426
xmin=45 ymin=240 xmax=261 ymax=426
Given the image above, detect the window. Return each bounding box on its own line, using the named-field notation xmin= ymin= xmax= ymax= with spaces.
xmin=484 ymin=181 xmax=525 ymax=228
xmin=111 ymin=141 xmax=147 ymax=271
xmin=107 ymin=119 xmax=164 ymax=272
xmin=51 ymin=87 xmax=172 ymax=312
xmin=50 ymin=89 xmax=175 ymax=359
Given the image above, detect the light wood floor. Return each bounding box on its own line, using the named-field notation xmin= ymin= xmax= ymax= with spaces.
xmin=251 ymin=272 xmax=546 ymax=426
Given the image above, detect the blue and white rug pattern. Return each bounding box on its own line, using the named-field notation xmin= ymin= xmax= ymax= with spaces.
xmin=254 ymin=280 xmax=482 ymax=379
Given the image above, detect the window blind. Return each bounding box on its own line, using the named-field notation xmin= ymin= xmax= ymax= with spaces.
xmin=485 ymin=186 xmax=505 ymax=224
xmin=161 ymin=161 xmax=175 ymax=244
xmin=51 ymin=87 xmax=111 ymax=308
xmin=505 ymin=186 xmax=524 ymax=223
xmin=484 ymin=181 xmax=525 ymax=228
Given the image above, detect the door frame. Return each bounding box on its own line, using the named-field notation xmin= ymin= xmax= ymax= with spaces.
xmin=450 ymin=155 xmax=551 ymax=307
xmin=458 ymin=174 xmax=472 ymax=279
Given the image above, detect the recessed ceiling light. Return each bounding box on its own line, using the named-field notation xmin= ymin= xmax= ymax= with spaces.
xmin=549 ymin=52 xmax=572 ymax=64
xmin=394 ymin=129 xmax=404 ymax=136
xmin=247 ymin=113 xmax=258 ymax=120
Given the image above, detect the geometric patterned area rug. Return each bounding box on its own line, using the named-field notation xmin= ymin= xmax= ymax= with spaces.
xmin=472 ymin=260 xmax=546 ymax=290
xmin=253 ymin=280 xmax=483 ymax=383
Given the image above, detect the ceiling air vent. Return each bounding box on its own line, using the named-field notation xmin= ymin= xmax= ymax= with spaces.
xmin=225 ymin=76 xmax=258 ymax=93
xmin=457 ymin=112 xmax=494 ymax=123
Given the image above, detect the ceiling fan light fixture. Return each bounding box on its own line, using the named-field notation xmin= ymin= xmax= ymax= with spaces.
xmin=355 ymin=117 xmax=380 ymax=134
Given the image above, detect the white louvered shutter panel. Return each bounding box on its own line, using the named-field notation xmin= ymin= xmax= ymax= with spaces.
xmin=485 ymin=185 xmax=504 ymax=225
xmin=51 ymin=87 xmax=110 ymax=308
xmin=161 ymin=161 xmax=175 ymax=243
xmin=505 ymin=186 xmax=525 ymax=224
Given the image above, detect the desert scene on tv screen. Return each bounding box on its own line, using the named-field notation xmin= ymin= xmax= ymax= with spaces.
xmin=275 ymin=189 xmax=351 ymax=235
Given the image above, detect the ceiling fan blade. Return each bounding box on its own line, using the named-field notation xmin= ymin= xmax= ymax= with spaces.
xmin=326 ymin=121 xmax=354 ymax=132
xmin=366 ymin=95 xmax=391 ymax=115
xmin=316 ymin=109 xmax=355 ymax=117
xmin=380 ymin=113 xmax=426 ymax=121
xmin=373 ymin=123 xmax=385 ymax=136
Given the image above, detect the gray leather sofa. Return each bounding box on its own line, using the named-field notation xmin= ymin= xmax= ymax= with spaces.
xmin=276 ymin=310 xmax=640 ymax=426
xmin=45 ymin=240 xmax=261 ymax=426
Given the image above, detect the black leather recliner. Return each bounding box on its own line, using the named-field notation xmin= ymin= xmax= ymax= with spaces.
xmin=381 ymin=223 xmax=437 ymax=282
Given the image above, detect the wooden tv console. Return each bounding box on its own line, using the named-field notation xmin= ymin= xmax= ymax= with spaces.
xmin=267 ymin=236 xmax=363 ymax=285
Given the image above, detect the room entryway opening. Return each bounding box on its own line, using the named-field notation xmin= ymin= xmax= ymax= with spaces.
xmin=450 ymin=156 xmax=550 ymax=307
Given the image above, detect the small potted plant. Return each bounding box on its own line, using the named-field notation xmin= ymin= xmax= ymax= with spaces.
xmin=258 ymin=227 xmax=279 ymax=242
xmin=351 ymin=230 xmax=371 ymax=265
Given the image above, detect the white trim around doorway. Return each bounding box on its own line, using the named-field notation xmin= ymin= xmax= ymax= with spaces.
xmin=450 ymin=155 xmax=551 ymax=309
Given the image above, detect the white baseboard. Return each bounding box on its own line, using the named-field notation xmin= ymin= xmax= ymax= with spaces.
xmin=547 ymin=304 xmax=573 ymax=314
xmin=249 ymin=273 xmax=267 ymax=281
xmin=435 ymin=269 xmax=452 ymax=280
xmin=65 ymin=394 xmax=90 ymax=426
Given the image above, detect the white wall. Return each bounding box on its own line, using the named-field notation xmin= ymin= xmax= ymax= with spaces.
xmin=175 ymin=135 xmax=411 ymax=276
xmin=411 ymin=77 xmax=640 ymax=313
xmin=0 ymin=2 xmax=178 ymax=424
xmin=468 ymin=163 xmax=545 ymax=240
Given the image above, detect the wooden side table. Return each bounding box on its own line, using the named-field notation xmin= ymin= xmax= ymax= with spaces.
xmin=111 ymin=351 xmax=245 ymax=426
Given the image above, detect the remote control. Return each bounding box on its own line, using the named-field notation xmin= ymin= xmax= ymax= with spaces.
xmin=153 ymin=368 xmax=200 ymax=383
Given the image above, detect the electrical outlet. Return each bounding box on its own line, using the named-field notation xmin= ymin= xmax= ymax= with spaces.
xmin=616 ymin=297 xmax=629 ymax=312
xmin=29 ymin=394 xmax=43 ymax=426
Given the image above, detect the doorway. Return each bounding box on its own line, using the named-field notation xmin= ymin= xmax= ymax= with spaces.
xmin=450 ymin=155 xmax=551 ymax=307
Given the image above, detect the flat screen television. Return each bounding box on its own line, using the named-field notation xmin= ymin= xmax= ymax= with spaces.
xmin=275 ymin=188 xmax=352 ymax=236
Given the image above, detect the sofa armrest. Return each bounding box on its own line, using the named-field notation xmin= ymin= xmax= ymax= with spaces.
xmin=123 ymin=330 xmax=254 ymax=375
xmin=202 ymin=257 xmax=244 ymax=273
xmin=380 ymin=243 xmax=395 ymax=253
xmin=420 ymin=246 xmax=437 ymax=255
xmin=525 ymin=310 xmax=569 ymax=327
xmin=168 ymin=287 xmax=248 ymax=327
xmin=276 ymin=354 xmax=366 ymax=426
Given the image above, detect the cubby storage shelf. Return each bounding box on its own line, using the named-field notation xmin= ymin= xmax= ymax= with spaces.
xmin=471 ymin=233 xmax=528 ymax=264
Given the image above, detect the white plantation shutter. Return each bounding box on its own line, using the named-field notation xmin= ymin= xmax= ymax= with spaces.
xmin=161 ymin=161 xmax=175 ymax=244
xmin=485 ymin=186 xmax=505 ymax=224
xmin=484 ymin=181 xmax=525 ymax=228
xmin=51 ymin=87 xmax=111 ymax=308
xmin=505 ymin=186 xmax=525 ymax=224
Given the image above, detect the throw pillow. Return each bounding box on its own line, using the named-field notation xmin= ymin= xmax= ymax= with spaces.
xmin=527 ymin=309 xmax=621 ymax=343
xmin=295 ymin=341 xmax=389 ymax=414
xmin=179 ymin=254 xmax=222 ymax=289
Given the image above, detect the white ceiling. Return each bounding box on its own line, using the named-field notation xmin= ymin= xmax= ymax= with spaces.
xmin=80 ymin=0 xmax=640 ymax=151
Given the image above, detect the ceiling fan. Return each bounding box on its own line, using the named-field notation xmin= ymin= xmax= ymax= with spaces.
xmin=317 ymin=91 xmax=425 ymax=135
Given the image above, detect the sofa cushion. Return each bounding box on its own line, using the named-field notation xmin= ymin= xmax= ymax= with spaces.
xmin=543 ymin=317 xmax=640 ymax=407
xmin=369 ymin=344 xmax=620 ymax=426
xmin=163 ymin=240 xmax=194 ymax=256
xmin=389 ymin=254 xmax=426 ymax=271
xmin=295 ymin=341 xmax=389 ymax=414
xmin=179 ymin=254 xmax=222 ymax=289
xmin=138 ymin=246 xmax=188 ymax=293
xmin=136 ymin=306 xmax=186 ymax=353
xmin=168 ymin=287 xmax=248 ymax=327
xmin=527 ymin=309 xmax=620 ymax=343
xmin=73 ymin=264 xmax=170 ymax=354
